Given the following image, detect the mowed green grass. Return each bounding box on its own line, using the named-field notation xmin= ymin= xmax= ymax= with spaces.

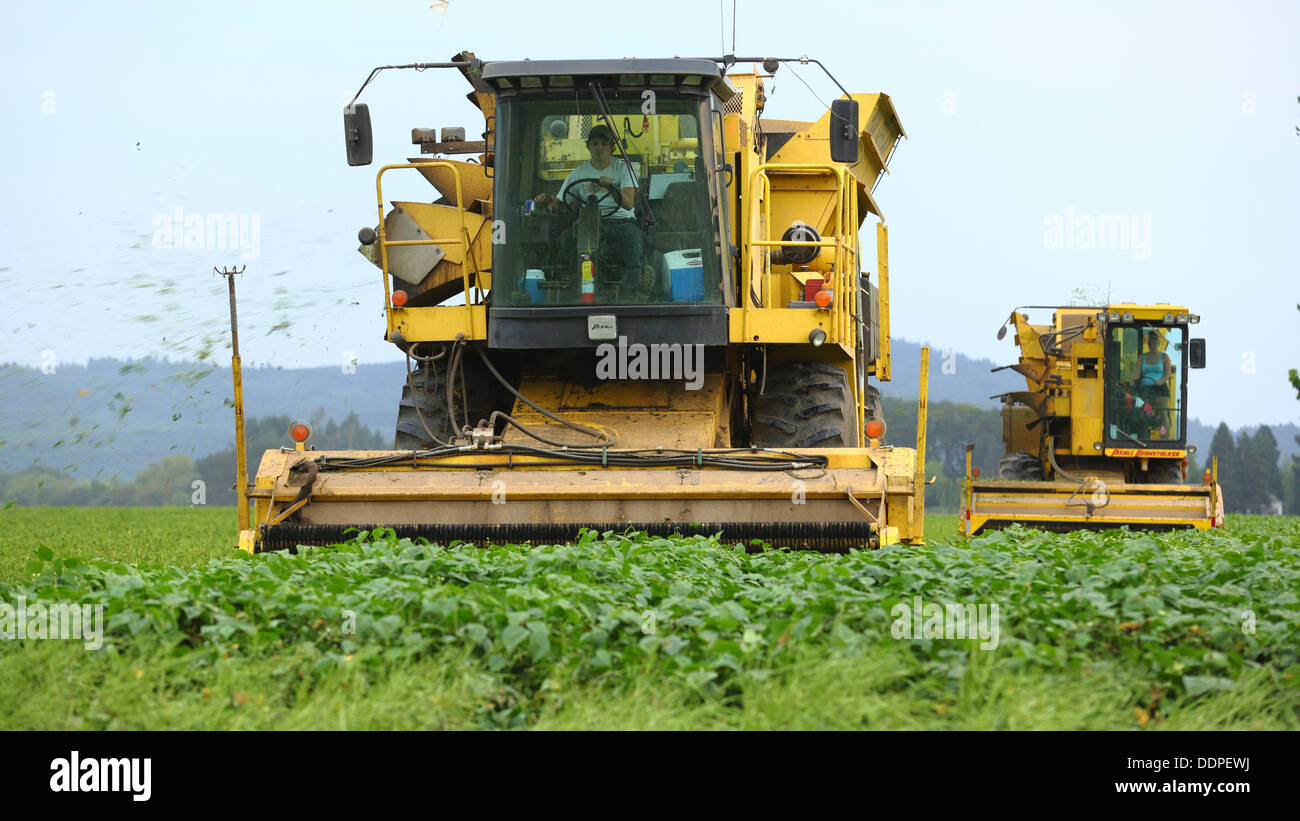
xmin=0 ymin=507 xmax=1295 ymax=730
xmin=0 ymin=506 xmax=237 ymax=584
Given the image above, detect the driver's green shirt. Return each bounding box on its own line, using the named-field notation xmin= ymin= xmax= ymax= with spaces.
xmin=556 ymin=158 xmax=637 ymax=220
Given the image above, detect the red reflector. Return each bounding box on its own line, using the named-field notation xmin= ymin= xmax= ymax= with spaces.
xmin=971 ymin=468 xmax=981 ymax=478
xmin=965 ymin=509 xmax=971 ymax=520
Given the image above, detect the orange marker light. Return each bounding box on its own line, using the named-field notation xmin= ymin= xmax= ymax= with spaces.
xmin=1203 ymin=468 xmax=1212 ymax=485
xmin=972 ymin=468 xmax=981 ymax=478
xmin=813 ymin=289 xmax=832 ymax=309
xmin=290 ymin=423 xmax=312 ymax=443
xmin=865 ymin=419 xmax=884 ymax=439
xmin=391 ymin=289 xmax=408 ymax=307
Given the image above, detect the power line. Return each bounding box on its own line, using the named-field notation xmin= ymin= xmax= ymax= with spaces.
xmin=719 ymin=0 xmax=725 ymax=56
xmin=788 ymin=64 xmax=829 ymax=112
xmin=731 ymin=0 xmax=737 ymax=53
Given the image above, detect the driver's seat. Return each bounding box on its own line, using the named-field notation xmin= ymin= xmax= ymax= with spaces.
xmin=655 ymin=182 xmax=699 ymax=252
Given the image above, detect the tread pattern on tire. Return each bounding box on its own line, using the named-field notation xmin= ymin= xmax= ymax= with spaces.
xmin=999 ymin=452 xmax=1045 ymax=480
xmin=751 ymin=361 xmax=858 ymax=449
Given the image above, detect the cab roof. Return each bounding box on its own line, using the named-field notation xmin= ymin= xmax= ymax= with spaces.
xmin=480 ymin=58 xmax=733 ymax=101
xmin=482 ymin=58 xmax=723 ymax=80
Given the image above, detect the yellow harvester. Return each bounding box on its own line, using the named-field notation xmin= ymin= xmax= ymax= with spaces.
xmin=230 ymin=52 xmax=929 ymax=553
xmin=962 ymin=303 xmax=1224 ymax=535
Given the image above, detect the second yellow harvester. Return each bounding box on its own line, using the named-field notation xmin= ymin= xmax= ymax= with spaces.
xmin=962 ymin=303 xmax=1224 ymax=535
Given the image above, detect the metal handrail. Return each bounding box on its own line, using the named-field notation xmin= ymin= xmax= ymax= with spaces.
xmin=374 ymin=162 xmax=478 ymax=338
xmin=742 ymin=162 xmax=857 ymax=348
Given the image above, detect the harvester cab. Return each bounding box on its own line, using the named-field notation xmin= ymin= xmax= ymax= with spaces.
xmin=234 ymin=52 xmax=929 ymax=554
xmin=963 ymin=304 xmax=1224 ymax=535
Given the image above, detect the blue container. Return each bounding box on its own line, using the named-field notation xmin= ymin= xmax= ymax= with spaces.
xmin=523 ymin=269 xmax=545 ymax=304
xmin=664 ymin=250 xmax=705 ymax=302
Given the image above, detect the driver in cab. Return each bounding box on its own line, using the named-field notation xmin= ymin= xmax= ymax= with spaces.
xmin=1131 ymin=329 xmax=1173 ymax=438
xmin=535 ymin=124 xmax=642 ymax=290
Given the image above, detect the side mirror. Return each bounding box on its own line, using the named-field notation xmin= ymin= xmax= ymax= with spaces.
xmin=829 ymin=98 xmax=859 ymax=164
xmin=1188 ymin=338 xmax=1206 ymax=369
xmin=344 ymin=104 xmax=373 ymax=167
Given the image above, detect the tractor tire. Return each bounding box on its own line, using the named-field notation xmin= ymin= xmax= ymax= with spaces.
xmin=863 ymin=385 xmax=884 ymax=427
xmin=394 ymin=346 xmax=503 ymax=450
xmin=1143 ymin=461 xmax=1183 ymax=484
xmin=751 ymin=361 xmax=857 ymax=448
xmin=998 ymin=452 xmax=1045 ymax=481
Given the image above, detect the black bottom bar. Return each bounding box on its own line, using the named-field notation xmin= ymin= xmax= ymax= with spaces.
xmin=258 ymin=521 xmax=878 ymax=553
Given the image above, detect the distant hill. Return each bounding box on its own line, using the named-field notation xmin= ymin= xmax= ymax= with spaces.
xmin=878 ymin=341 xmax=1021 ymax=409
xmin=0 ymin=357 xmax=407 ymax=480
xmin=2 ymin=339 xmax=1294 ymax=479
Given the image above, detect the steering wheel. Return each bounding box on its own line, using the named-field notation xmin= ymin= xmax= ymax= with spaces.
xmin=559 ymin=177 xmax=623 ymax=219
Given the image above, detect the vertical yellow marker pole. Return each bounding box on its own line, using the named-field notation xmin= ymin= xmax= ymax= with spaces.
xmin=1211 ymin=455 xmax=1221 ymax=528
xmin=875 ymin=222 xmax=891 ymax=382
xmin=963 ymin=444 xmax=974 ymax=536
xmin=217 ymin=266 xmax=251 ymax=538
xmin=914 ymin=346 xmax=929 ymax=541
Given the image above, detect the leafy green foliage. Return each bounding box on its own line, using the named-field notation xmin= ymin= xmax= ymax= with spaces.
xmin=1 ymin=515 xmax=1295 ymax=729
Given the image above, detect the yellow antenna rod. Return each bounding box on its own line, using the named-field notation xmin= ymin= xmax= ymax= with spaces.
xmin=216 ymin=265 xmax=250 ymax=537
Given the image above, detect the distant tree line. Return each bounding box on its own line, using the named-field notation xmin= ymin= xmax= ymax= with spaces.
xmin=1208 ymin=423 xmax=1293 ymax=514
xmin=884 ymin=400 xmax=1003 ymax=512
xmin=0 ymin=413 xmax=387 ymax=507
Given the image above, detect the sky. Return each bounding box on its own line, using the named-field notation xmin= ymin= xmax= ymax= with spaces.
xmin=1 ymin=0 xmax=1297 ymax=429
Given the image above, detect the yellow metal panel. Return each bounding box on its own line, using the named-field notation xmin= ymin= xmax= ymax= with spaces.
xmin=391 ymin=201 xmax=485 ymax=266
xmin=506 ymin=411 xmax=717 ymax=450
xmin=408 ymin=159 xmax=492 ymax=206
xmin=1011 ymin=314 xmax=1046 ymax=360
xmin=501 ymin=374 xmax=726 ymax=450
xmin=561 ymin=381 xmax=671 ymax=409
xmin=1072 ymin=341 xmax=1103 ymax=358
xmin=729 ymin=307 xmax=834 ymax=343
xmin=1070 ymin=377 xmax=1103 ymax=454
xmin=767 ymin=92 xmax=904 ymax=206
xmin=967 ymin=478 xmax=1216 ymax=532
xmin=391 ymin=305 xmax=487 ymax=341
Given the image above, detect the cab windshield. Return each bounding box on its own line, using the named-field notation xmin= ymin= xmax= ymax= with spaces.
xmin=493 ymin=92 xmax=724 ymax=307
xmin=1104 ymin=323 xmax=1187 ymax=445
